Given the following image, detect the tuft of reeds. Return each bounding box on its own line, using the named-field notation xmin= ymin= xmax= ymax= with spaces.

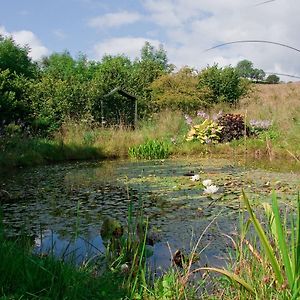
xmin=195 ymin=192 xmax=300 ymax=299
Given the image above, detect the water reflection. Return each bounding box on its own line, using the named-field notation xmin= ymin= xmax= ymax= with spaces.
xmin=1 ymin=158 xmax=300 ymax=270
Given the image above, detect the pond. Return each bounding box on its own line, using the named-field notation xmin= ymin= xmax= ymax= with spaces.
xmin=1 ymin=158 xmax=300 ymax=272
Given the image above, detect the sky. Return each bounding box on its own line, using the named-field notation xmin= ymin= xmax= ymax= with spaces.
xmin=1 ymin=0 xmax=300 ymax=80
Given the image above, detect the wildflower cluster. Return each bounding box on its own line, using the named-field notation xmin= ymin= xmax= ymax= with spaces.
xmin=249 ymin=119 xmax=272 ymax=130
xmin=184 ymin=111 xmax=223 ymax=126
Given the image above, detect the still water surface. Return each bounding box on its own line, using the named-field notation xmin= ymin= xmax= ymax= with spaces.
xmin=1 ymin=158 xmax=299 ymax=270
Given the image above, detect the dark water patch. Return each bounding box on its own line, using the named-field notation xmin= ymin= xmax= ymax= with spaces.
xmin=1 ymin=158 xmax=299 ymax=271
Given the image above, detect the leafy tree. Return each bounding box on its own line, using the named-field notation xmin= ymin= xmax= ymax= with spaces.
xmin=150 ymin=67 xmax=212 ymax=112
xmin=251 ymin=68 xmax=265 ymax=82
xmin=236 ymin=59 xmax=266 ymax=82
xmin=0 ymin=35 xmax=37 ymax=78
xmin=266 ymin=74 xmax=280 ymax=84
xmin=236 ymin=59 xmax=254 ymax=79
xmin=140 ymin=42 xmax=172 ymax=72
xmin=198 ymin=64 xmax=248 ymax=105
xmin=0 ymin=70 xmax=33 ymax=126
xmin=41 ymin=51 xmax=94 ymax=81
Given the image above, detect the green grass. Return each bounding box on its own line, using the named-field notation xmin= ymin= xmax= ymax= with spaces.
xmin=0 ymin=137 xmax=104 ymax=169
xmin=198 ymin=192 xmax=300 ymax=300
xmin=0 ymin=234 xmax=125 ymax=299
xmin=128 ymin=139 xmax=171 ymax=160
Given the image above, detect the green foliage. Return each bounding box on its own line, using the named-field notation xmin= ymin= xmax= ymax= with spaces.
xmin=41 ymin=51 xmax=93 ymax=81
xmin=0 ymin=231 xmax=125 ymax=299
xmin=128 ymin=139 xmax=171 ymax=160
xmin=186 ymin=119 xmax=223 ymax=144
xmin=207 ymin=192 xmax=300 ymax=299
xmin=240 ymin=192 xmax=300 ymax=298
xmin=150 ymin=67 xmax=212 ymax=113
xmin=0 ymin=137 xmax=103 ymax=168
xmin=266 ymin=74 xmax=280 ymax=84
xmin=0 ymin=70 xmax=33 ymax=126
xmin=30 ymin=74 xmax=94 ymax=132
xmin=0 ymin=36 xmax=37 ymax=78
xmin=140 ymin=41 xmax=172 ymax=72
xmin=236 ymin=59 xmax=266 ymax=82
xmin=236 ymin=59 xmax=254 ymax=79
xmin=198 ymin=64 xmax=248 ymax=105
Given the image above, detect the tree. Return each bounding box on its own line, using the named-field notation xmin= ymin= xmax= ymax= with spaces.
xmin=0 ymin=70 xmax=33 ymax=126
xmin=236 ymin=60 xmax=254 ymax=79
xmin=236 ymin=59 xmax=266 ymax=82
xmin=251 ymin=68 xmax=265 ymax=82
xmin=41 ymin=51 xmax=94 ymax=81
xmin=265 ymin=74 xmax=280 ymax=84
xmin=0 ymin=35 xmax=37 ymax=78
xmin=198 ymin=64 xmax=249 ymax=105
xmin=140 ymin=41 xmax=173 ymax=72
xmin=150 ymin=67 xmax=212 ymax=112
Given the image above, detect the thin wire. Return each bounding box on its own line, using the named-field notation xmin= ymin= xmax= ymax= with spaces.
xmin=265 ymin=72 xmax=300 ymax=79
xmin=205 ymin=40 xmax=300 ymax=54
xmin=254 ymin=0 xmax=276 ymax=7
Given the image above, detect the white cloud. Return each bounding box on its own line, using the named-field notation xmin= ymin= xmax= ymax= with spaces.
xmin=93 ymin=37 xmax=160 ymax=59
xmin=88 ymin=11 xmax=142 ymax=29
xmin=0 ymin=26 xmax=49 ymax=60
xmin=140 ymin=0 xmax=300 ymax=80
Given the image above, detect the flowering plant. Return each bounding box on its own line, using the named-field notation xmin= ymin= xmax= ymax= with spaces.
xmin=186 ymin=119 xmax=223 ymax=144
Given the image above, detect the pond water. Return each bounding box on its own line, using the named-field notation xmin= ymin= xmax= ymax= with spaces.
xmin=1 ymin=158 xmax=300 ymax=272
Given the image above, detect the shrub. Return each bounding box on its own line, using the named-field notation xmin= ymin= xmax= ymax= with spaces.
xmin=217 ymin=113 xmax=247 ymax=142
xmin=198 ymin=64 xmax=249 ymax=105
xmin=128 ymin=139 xmax=170 ymax=160
xmin=150 ymin=67 xmax=212 ymax=113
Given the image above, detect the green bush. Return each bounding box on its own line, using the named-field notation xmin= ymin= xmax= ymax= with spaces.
xmin=128 ymin=139 xmax=170 ymax=160
xmin=198 ymin=64 xmax=249 ymax=105
xmin=150 ymin=67 xmax=212 ymax=113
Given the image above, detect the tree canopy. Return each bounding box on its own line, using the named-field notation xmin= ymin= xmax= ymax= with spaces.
xmin=0 ymin=36 xmax=38 ymax=78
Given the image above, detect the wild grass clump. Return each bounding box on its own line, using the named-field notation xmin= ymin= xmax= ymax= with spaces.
xmin=203 ymin=192 xmax=300 ymax=299
xmin=128 ymin=139 xmax=171 ymax=160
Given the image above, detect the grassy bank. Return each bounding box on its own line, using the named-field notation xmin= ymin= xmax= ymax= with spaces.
xmin=0 ymin=234 xmax=125 ymax=299
xmin=1 ymin=83 xmax=300 ymax=170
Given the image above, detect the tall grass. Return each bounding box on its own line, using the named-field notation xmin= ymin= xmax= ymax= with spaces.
xmin=0 ymin=231 xmax=125 ymax=299
xmin=197 ymin=192 xmax=300 ymax=299
xmin=235 ymin=83 xmax=300 ymax=155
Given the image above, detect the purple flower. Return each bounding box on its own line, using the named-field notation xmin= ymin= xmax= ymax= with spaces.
xmin=250 ymin=119 xmax=272 ymax=129
xmin=184 ymin=114 xmax=193 ymax=125
xmin=197 ymin=111 xmax=209 ymax=119
xmin=212 ymin=110 xmax=223 ymax=121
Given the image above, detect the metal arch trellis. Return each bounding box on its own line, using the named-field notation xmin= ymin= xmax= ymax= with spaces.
xmin=102 ymin=87 xmax=138 ymax=129
xmin=205 ymin=40 xmax=300 ymax=80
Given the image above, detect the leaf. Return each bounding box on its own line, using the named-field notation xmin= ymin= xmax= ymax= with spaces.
xmin=271 ymin=192 xmax=294 ymax=289
xmin=242 ymin=191 xmax=284 ymax=285
xmin=193 ymin=267 xmax=255 ymax=295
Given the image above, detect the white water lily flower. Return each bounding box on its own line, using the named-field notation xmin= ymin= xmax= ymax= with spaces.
xmin=191 ymin=174 xmax=200 ymax=181
xmin=202 ymin=179 xmax=213 ymax=187
xmin=121 ymin=263 xmax=129 ymax=273
xmin=203 ymin=185 xmax=219 ymax=194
